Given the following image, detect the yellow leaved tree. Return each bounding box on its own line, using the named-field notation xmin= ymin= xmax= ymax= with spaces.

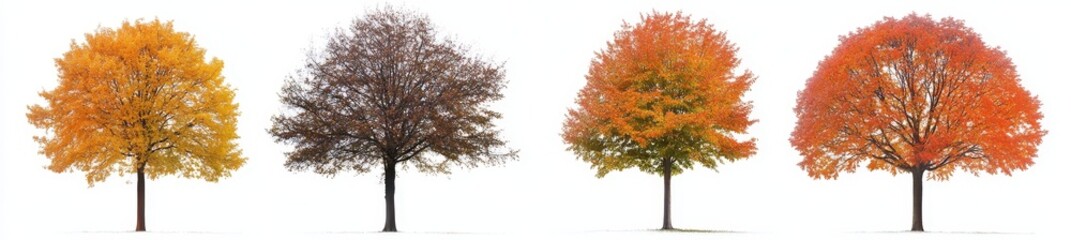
xmin=26 ymin=19 xmax=244 ymax=232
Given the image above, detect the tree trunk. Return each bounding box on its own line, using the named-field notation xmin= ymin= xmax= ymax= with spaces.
xmin=382 ymin=162 xmax=398 ymax=232
xmin=661 ymin=157 xmax=673 ymax=230
xmin=136 ymin=165 xmax=146 ymax=232
xmin=910 ymin=167 xmax=924 ymax=232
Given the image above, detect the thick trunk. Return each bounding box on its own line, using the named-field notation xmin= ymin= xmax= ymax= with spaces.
xmin=910 ymin=168 xmax=924 ymax=232
xmin=661 ymin=158 xmax=673 ymax=230
xmin=382 ymin=162 xmax=398 ymax=232
xmin=136 ymin=166 xmax=146 ymax=232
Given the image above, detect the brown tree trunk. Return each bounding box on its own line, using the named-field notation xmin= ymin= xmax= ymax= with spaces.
xmin=910 ymin=167 xmax=924 ymax=232
xmin=382 ymin=162 xmax=398 ymax=232
xmin=661 ymin=157 xmax=673 ymax=230
xmin=136 ymin=165 xmax=146 ymax=232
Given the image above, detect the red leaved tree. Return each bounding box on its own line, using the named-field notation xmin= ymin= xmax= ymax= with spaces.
xmin=790 ymin=14 xmax=1045 ymax=231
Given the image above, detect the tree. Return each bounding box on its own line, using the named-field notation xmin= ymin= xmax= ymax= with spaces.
xmin=562 ymin=11 xmax=756 ymax=230
xmin=790 ymin=14 xmax=1045 ymax=232
xmin=26 ymin=19 xmax=245 ymax=232
xmin=269 ymin=6 xmax=517 ymax=232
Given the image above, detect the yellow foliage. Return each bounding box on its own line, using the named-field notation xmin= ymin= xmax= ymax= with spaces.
xmin=27 ymin=19 xmax=245 ymax=186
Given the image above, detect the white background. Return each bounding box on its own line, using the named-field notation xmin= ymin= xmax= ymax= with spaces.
xmin=2 ymin=0 xmax=1068 ymax=239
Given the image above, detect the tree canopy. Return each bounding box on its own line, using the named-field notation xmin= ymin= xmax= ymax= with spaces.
xmin=28 ymin=19 xmax=245 ymax=185
xmin=791 ymin=13 xmax=1045 ymax=180
xmin=563 ymin=11 xmax=757 ymax=177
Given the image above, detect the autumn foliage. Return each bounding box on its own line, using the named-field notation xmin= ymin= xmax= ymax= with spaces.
xmin=790 ymin=14 xmax=1044 ymax=231
xmin=562 ymin=11 xmax=755 ymax=230
xmin=27 ymin=19 xmax=244 ymax=231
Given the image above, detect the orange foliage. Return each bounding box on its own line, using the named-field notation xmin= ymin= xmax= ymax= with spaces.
xmin=791 ymin=14 xmax=1045 ymax=180
xmin=563 ymin=11 xmax=756 ymax=177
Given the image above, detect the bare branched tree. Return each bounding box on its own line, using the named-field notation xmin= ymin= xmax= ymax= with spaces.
xmin=269 ymin=6 xmax=517 ymax=232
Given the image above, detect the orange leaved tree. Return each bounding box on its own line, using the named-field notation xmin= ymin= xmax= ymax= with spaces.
xmin=790 ymin=14 xmax=1045 ymax=231
xmin=27 ymin=19 xmax=245 ymax=231
xmin=562 ymin=11 xmax=756 ymax=230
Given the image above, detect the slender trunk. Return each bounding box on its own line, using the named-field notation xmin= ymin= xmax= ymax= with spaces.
xmin=382 ymin=162 xmax=398 ymax=232
xmin=910 ymin=167 xmax=924 ymax=232
xmin=136 ymin=165 xmax=146 ymax=232
xmin=662 ymin=157 xmax=673 ymax=230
